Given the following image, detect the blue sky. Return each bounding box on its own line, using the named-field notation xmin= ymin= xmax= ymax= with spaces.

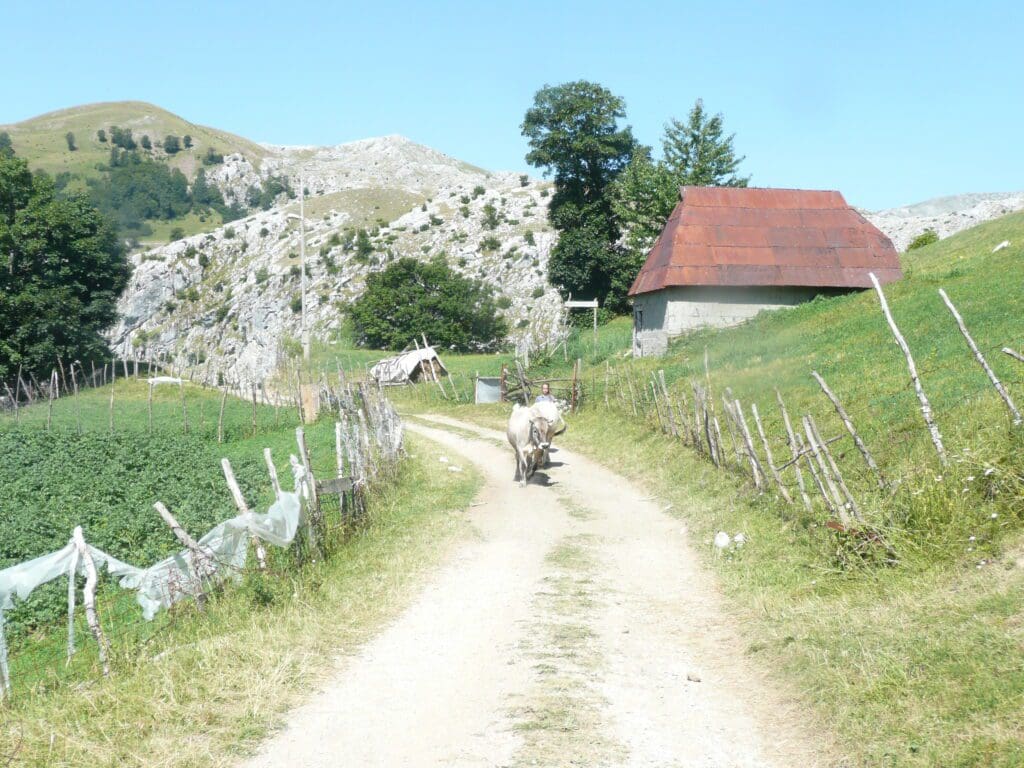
xmin=2 ymin=0 xmax=1021 ymax=209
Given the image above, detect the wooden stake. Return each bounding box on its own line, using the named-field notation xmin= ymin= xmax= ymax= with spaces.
xmin=3 ymin=382 xmax=17 ymax=423
xmin=48 ymin=369 xmax=56 ymax=430
xmin=776 ymin=389 xmax=813 ymax=513
xmin=108 ymin=371 xmax=115 ymax=433
xmin=807 ymin=415 xmax=862 ymax=522
xmin=153 ymin=501 xmax=214 ymax=605
xmin=251 ymin=384 xmax=259 ymax=434
xmin=221 ymin=458 xmax=266 ymax=570
xmin=751 ymin=403 xmax=793 ymax=503
xmin=795 ymin=429 xmax=834 ymax=516
xmin=180 ymin=381 xmax=189 ymax=434
xmin=217 ymin=388 xmax=228 ymax=444
xmin=264 ymin=448 xmax=282 ymax=501
xmin=147 ymin=381 xmax=154 ymax=432
xmin=802 ymin=416 xmax=846 ymax=522
xmin=869 ymin=272 xmax=947 ymax=465
xmin=70 ymin=363 xmax=81 ymax=435
xmin=939 ymin=289 xmax=1021 ymax=425
xmin=71 ymin=527 xmax=110 ymax=676
xmin=733 ymin=400 xmax=765 ymax=490
xmin=296 ymin=427 xmax=322 ymax=553
xmin=811 ymin=371 xmax=886 ymax=488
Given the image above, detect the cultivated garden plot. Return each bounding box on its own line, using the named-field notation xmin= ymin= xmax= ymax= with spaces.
xmin=0 ymin=374 xmax=403 ymax=703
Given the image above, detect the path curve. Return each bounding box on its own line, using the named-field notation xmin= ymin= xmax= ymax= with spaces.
xmin=237 ymin=415 xmax=826 ymax=768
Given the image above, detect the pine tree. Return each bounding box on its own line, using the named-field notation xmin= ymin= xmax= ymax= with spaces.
xmin=662 ymin=99 xmax=749 ymax=188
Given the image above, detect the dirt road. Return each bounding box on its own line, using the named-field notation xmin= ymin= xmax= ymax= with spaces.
xmin=238 ymin=415 xmax=824 ymax=768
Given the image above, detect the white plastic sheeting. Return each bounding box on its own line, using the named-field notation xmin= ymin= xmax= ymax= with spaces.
xmin=370 ymin=347 xmax=448 ymax=385
xmin=0 ymin=462 xmax=306 ymax=698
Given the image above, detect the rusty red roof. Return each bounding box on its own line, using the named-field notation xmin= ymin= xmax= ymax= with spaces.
xmin=628 ymin=187 xmax=902 ymax=296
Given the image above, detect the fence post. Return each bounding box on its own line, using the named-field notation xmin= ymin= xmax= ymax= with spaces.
xmin=751 ymin=403 xmax=793 ymax=504
xmin=221 ymin=458 xmax=266 ymax=570
xmin=775 ymin=389 xmax=813 ymax=513
xmin=71 ymin=527 xmax=110 ymax=676
xmin=811 ymin=371 xmax=887 ymax=489
xmin=869 ymin=272 xmax=947 ymax=465
xmin=939 ymin=289 xmax=1022 ymax=425
xmin=153 ymin=501 xmax=214 ymax=607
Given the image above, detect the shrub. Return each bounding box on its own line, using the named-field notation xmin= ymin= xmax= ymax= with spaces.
xmin=203 ymin=147 xmax=224 ymax=165
xmin=481 ymin=203 xmax=499 ymax=230
xmin=215 ymin=304 xmax=230 ymax=322
xmin=289 ymin=264 xmax=302 ymax=278
xmin=163 ymin=135 xmax=181 ymax=154
xmin=290 ymin=295 xmax=303 ymax=313
xmin=540 ymin=188 xmax=549 ymax=198
xmin=65 ymin=132 xmax=77 ymax=151
xmin=259 ymin=227 xmax=269 ymax=237
xmin=460 ymin=194 xmax=471 ymax=205
xmin=531 ymin=286 xmax=545 ymax=298
xmin=480 ymin=236 xmax=500 ymax=252
xmin=255 ymin=267 xmax=269 ymax=283
xmin=908 ymin=228 xmax=939 ymax=251
xmin=183 ymin=134 xmax=193 ymax=148
xmin=472 ymin=185 xmax=485 ymax=199
xmin=519 ymin=174 xmax=529 ymax=187
xmin=496 ymin=295 xmax=512 ymax=309
xmin=349 ymin=257 xmax=508 ymax=351
xmin=460 ymin=205 xmax=470 ymax=218
xmin=168 ymin=226 xmax=185 ymax=242
xmin=223 ymin=226 xmax=236 ymax=239
xmin=96 ymin=129 xmax=107 ymax=143
xmin=524 ymin=231 xmax=536 ymax=245
xmin=140 ymin=135 xmax=152 ymax=150
xmin=197 ymin=252 xmax=210 ymax=270
xmin=429 ymin=214 xmax=443 ymax=226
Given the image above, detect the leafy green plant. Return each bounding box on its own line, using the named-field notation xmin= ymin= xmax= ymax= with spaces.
xmin=908 ymin=228 xmax=939 ymax=251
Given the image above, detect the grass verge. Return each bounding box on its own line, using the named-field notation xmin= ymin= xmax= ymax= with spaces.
xmin=0 ymin=432 xmax=482 ymax=768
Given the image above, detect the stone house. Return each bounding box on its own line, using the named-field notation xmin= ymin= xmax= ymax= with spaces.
xmin=629 ymin=187 xmax=902 ymax=356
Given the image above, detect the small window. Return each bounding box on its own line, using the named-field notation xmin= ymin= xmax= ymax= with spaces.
xmin=634 ymin=307 xmax=644 ymax=331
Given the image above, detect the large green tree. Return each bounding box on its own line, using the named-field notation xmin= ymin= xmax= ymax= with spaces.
xmin=522 ymin=81 xmax=637 ymax=311
xmin=349 ymin=257 xmax=507 ymax=352
xmin=0 ymin=152 xmax=130 ymax=383
xmin=611 ymin=98 xmax=749 ymax=264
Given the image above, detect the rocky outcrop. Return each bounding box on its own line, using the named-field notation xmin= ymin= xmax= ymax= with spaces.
xmin=864 ymin=192 xmax=1024 ymax=252
xmin=110 ymin=136 xmax=562 ymax=385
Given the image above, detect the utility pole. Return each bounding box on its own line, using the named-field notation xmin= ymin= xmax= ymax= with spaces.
xmin=287 ymin=179 xmax=311 ymax=364
xmin=299 ymin=178 xmax=309 ymax=363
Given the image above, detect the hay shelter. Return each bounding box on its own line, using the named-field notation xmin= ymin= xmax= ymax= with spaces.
xmin=370 ymin=347 xmax=448 ymax=385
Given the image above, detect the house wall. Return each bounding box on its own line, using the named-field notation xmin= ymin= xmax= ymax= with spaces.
xmin=632 ymin=285 xmax=842 ymax=357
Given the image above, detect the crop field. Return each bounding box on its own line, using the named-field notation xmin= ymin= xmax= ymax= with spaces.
xmin=0 ymin=380 xmax=341 ymax=694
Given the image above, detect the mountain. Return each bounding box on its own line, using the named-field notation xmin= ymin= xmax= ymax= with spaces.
xmin=108 ymin=134 xmax=560 ymax=384
xmin=0 ymin=100 xmax=268 ymax=182
xmin=864 ymin=192 xmax=1024 ymax=251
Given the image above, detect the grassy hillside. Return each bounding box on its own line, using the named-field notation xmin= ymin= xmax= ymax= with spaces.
xmin=1 ymin=100 xmax=267 ymax=182
xmin=391 ymin=211 xmax=1024 ymax=765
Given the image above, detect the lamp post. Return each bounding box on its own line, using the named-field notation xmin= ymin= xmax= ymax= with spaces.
xmin=286 ymin=178 xmax=310 ymax=363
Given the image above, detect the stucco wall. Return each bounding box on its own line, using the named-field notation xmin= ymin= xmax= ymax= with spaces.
xmin=632 ymin=286 xmax=840 ymax=357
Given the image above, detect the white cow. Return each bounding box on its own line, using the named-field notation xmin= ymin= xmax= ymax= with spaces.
xmin=507 ymin=404 xmax=551 ymax=486
xmin=529 ymin=400 xmax=566 ymax=468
